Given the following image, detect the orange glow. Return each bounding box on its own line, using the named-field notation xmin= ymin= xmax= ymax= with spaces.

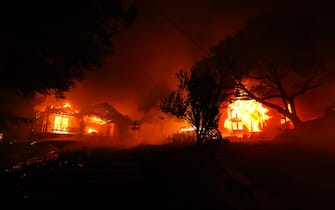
xmin=287 ymin=103 xmax=292 ymax=113
xmin=179 ymin=126 xmax=196 ymax=133
xmin=63 ymin=102 xmax=72 ymax=109
xmin=87 ymin=128 xmax=98 ymax=134
xmin=280 ymin=103 xmax=294 ymax=128
xmin=280 ymin=116 xmax=294 ymax=129
xmin=224 ymin=99 xmax=271 ymax=136
xmin=84 ymin=115 xmax=107 ymax=125
xmin=280 ymin=118 xmax=287 ymax=124
xmin=53 ymin=115 xmax=70 ymax=134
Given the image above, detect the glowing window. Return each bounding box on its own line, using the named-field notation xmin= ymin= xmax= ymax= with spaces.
xmin=53 ymin=115 xmax=69 ymax=133
xmin=237 ymin=122 xmax=243 ymax=130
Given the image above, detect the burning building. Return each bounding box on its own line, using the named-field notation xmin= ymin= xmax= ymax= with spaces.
xmin=223 ymin=85 xmax=271 ymax=138
xmin=32 ymin=102 xmax=133 ymax=141
xmin=224 ymin=98 xmax=271 ymax=138
xmin=178 ymin=98 xmax=271 ymax=140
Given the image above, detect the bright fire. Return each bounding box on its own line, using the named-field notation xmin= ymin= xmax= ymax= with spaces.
xmin=53 ymin=115 xmax=70 ymax=134
xmin=63 ymin=102 xmax=72 ymax=109
xmin=87 ymin=128 xmax=98 ymax=134
xmin=224 ymin=99 xmax=271 ymax=136
xmin=84 ymin=115 xmax=107 ymax=125
xmin=179 ymin=126 xmax=196 ymax=133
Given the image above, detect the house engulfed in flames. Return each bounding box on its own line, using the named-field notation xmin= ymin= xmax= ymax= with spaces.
xmin=178 ymin=97 xmax=271 ymax=139
xmin=32 ymin=102 xmax=133 ymax=140
xmin=223 ymin=84 xmax=272 ymax=138
xmin=224 ymin=98 xmax=271 ymax=138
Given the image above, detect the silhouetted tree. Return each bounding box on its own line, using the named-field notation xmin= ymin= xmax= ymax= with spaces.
xmin=0 ymin=0 xmax=137 ymax=130
xmin=161 ymin=57 xmax=232 ymax=145
xmin=211 ymin=9 xmax=335 ymax=127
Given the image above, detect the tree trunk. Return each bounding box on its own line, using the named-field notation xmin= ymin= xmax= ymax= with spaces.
xmin=287 ymin=112 xmax=302 ymax=127
xmin=215 ymin=127 xmax=222 ymax=139
xmin=196 ymin=133 xmax=204 ymax=145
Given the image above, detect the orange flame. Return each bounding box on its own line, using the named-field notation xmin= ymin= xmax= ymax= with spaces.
xmin=280 ymin=103 xmax=294 ymax=128
xmin=179 ymin=126 xmax=196 ymax=133
xmin=90 ymin=116 xmax=107 ymax=125
xmin=224 ymin=99 xmax=271 ymax=135
xmin=87 ymin=128 xmax=98 ymax=134
xmin=83 ymin=115 xmax=107 ymax=125
xmin=63 ymin=102 xmax=72 ymax=109
xmin=53 ymin=115 xmax=70 ymax=134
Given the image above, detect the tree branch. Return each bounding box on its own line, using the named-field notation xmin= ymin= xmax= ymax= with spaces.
xmin=261 ymin=94 xmax=283 ymax=100
xmin=237 ymin=81 xmax=286 ymax=114
xmin=291 ymin=76 xmax=323 ymax=99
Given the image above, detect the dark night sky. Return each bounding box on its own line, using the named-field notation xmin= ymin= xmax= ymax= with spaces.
xmin=23 ymin=0 xmax=334 ymax=143
xmin=39 ymin=0 xmax=331 ymax=123
xmin=41 ymin=0 xmax=271 ymax=118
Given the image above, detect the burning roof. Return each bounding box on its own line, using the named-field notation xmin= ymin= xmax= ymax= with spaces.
xmin=32 ymin=101 xmax=135 ymax=139
xmin=81 ymin=102 xmax=132 ymax=124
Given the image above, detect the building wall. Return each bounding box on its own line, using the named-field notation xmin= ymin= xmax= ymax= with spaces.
xmin=48 ymin=114 xmax=80 ymax=134
xmin=34 ymin=113 xmax=80 ymax=135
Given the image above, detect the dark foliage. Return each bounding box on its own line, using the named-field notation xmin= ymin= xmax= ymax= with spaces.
xmin=0 ymin=0 xmax=137 ymax=97
xmin=0 ymin=0 xmax=137 ymax=129
xmin=211 ymin=8 xmax=335 ymax=127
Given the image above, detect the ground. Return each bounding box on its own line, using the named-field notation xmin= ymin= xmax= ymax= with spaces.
xmin=0 ymin=135 xmax=335 ymax=209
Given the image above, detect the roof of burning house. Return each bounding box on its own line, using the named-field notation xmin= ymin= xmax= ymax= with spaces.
xmin=81 ymin=102 xmax=132 ymax=123
xmin=35 ymin=105 xmax=79 ymax=118
xmin=35 ymin=102 xmax=133 ymax=125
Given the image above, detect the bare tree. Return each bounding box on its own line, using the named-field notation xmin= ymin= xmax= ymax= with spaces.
xmin=211 ymin=9 xmax=335 ymax=127
xmin=235 ymin=62 xmax=325 ymax=127
xmin=161 ymin=57 xmax=232 ymax=145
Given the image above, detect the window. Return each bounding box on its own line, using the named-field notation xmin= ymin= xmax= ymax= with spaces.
xmin=53 ymin=115 xmax=69 ymax=133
